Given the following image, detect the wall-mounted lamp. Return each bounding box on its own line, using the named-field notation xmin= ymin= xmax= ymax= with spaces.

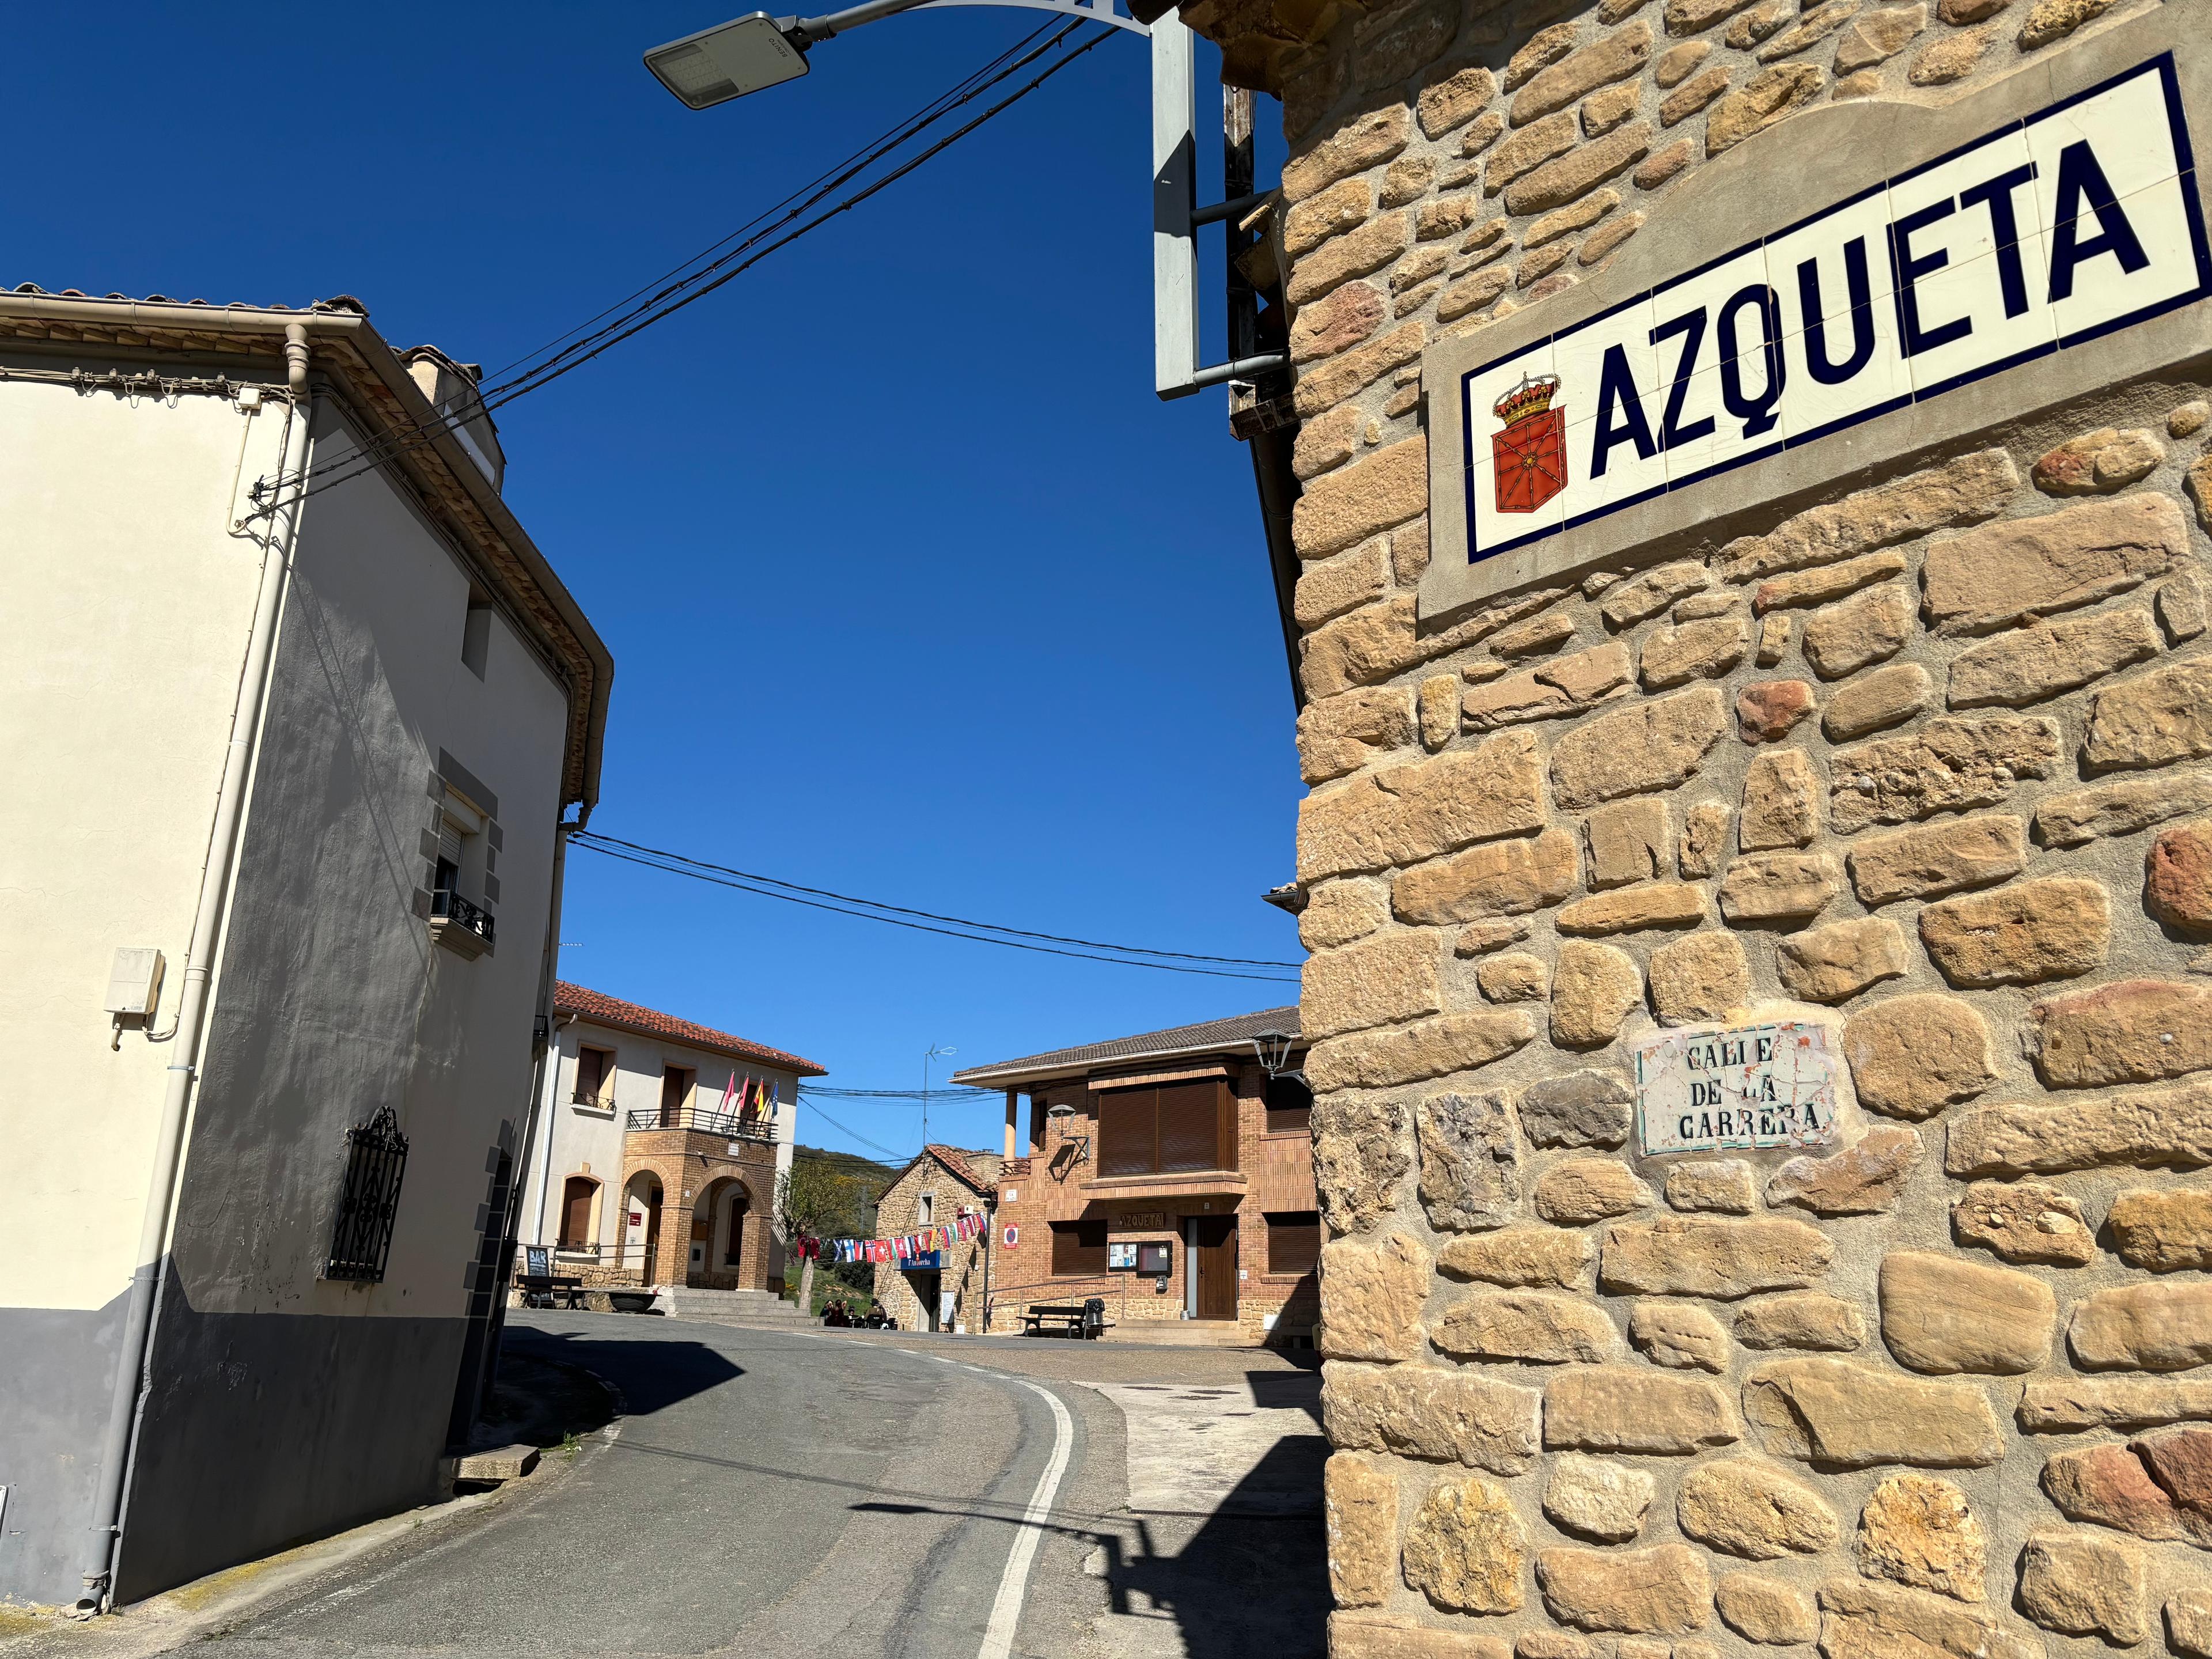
xmin=1046 ymin=1099 xmax=1092 ymax=1167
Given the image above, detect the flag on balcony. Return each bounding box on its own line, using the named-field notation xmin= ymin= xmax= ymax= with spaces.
xmin=718 ymin=1070 xmax=739 ymax=1116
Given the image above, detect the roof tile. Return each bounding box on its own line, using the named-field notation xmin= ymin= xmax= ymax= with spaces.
xmin=555 ymin=980 xmax=827 ymax=1075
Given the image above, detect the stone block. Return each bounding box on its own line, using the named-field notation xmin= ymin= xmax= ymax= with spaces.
xmin=1552 ymin=687 xmax=1728 ymax=808
xmin=1402 ymin=1475 xmax=1528 ymax=1614
xmin=1293 ymin=434 xmax=1427 ymax=557
xmin=1601 ymin=558 xmax=1711 ymax=628
xmin=1754 ymin=549 xmax=1907 ymax=613
xmin=1310 ymin=1009 xmax=1537 ymax=1092
xmin=1551 ymin=942 xmax=1643 ymax=1047
xmin=2033 ymin=770 xmax=2212 ymax=847
xmin=2108 ymin=1187 xmax=2212 ymax=1271
xmin=1719 ymin=450 xmax=2016 ymax=585
xmin=1535 ymin=1543 xmax=1712 ymax=1633
xmin=1464 ymin=643 xmax=1637 ymax=731
xmin=1520 ymin=1069 xmax=1633 ymax=1147
xmin=1288 ymin=214 xmax=1415 ymax=309
xmin=1417 ymin=1090 xmax=1522 ymax=1232
xmin=1801 ymin=584 xmax=1912 ymax=680
xmin=2147 ymin=817 xmax=2212 ymax=930
xmin=1775 ymin=916 xmax=1908 ymax=1003
xmin=1846 ymin=815 xmax=2025 ymax=906
xmin=1649 ymin=933 xmax=1752 ymax=1026
xmin=1950 ymin=1180 xmax=2096 ymax=1266
xmin=454 ymin=1444 xmax=539 ymax=1482
xmin=1324 ymin=1360 xmax=1543 ymax=1471
xmin=2016 ymin=1532 xmax=2146 ymax=1646
xmin=1946 ymin=605 xmax=2160 ymax=709
xmin=2043 ymin=1441 xmax=2196 ymax=1544
xmin=1476 ymin=952 xmax=1550 ymax=1003
xmin=1716 ymin=1573 xmax=1818 ymax=1645
xmin=1877 ymin=1249 xmax=2055 ymax=1375
xmin=1705 ymin=64 xmax=1823 ymax=155
xmin=2031 ymin=426 xmax=2165 ymax=495
xmin=1394 ymin=828 xmax=1579 ymax=925
xmin=1493 ymin=610 xmax=1578 ymax=658
xmin=1677 ymin=1460 xmax=1837 ymax=1558
xmin=1856 ymin=1473 xmax=1984 ymax=1602
xmin=1919 ymin=877 xmax=2109 ymax=988
xmin=1824 ymin=662 xmax=1933 ymax=740
xmin=2160 ymin=570 xmax=2207 ymax=642
xmin=1300 ymin=730 xmax=1548 ymax=882
xmin=1296 ymin=320 xmax=1426 ymax=418
xmin=1642 ymin=616 xmax=1749 ymax=689
xmin=1283 ymin=106 xmax=1410 ymax=204
xmin=1283 ymin=177 xmax=1374 ymax=259
xmin=1485 ymin=109 xmax=1581 ymax=194
xmin=1584 ymin=797 xmax=1672 ymax=889
xmin=1505 ymin=123 xmax=1653 ymax=217
xmin=1512 ymin=20 xmax=1652 ymax=125
xmin=2173 ymin=1594 xmax=2212 ymax=1659
xmin=1630 ymin=1300 xmax=1731 ymax=1370
xmin=2132 ymin=1424 xmax=2212 ymax=1523
xmin=1558 ymin=881 xmax=1707 ymax=935
xmin=1740 ymin=750 xmax=1821 ymax=850
xmin=1923 ymin=493 xmax=2187 ymax=635
xmin=1753 ymin=0 xmax=1857 ymax=59
xmin=1600 ymin=1217 xmax=1832 ymax=1300
xmin=1314 ymin=1095 xmax=1411 ymax=1235
xmin=1456 ymin=918 xmax=1536 ymax=957
xmin=2017 ymin=1376 xmax=2212 ymax=1432
xmin=1305 ymin=931 xmax=1442 ymax=1039
xmin=1654 ymin=37 xmax=1710 ymax=84
xmin=1946 ymin=1075 xmax=2212 ymax=1176
xmin=1842 ymin=994 xmax=1995 ymax=1119
xmin=1815 ymin=1578 xmax=2041 ymax=1659
xmin=1737 ymin=680 xmax=1816 ymax=744
xmin=1718 ymin=851 xmax=1843 ymax=923
xmin=1734 ymin=1291 xmax=1865 ymax=1351
xmin=1333 ymin=1614 xmax=1515 ymax=1659
xmin=2069 ymin=1280 xmax=2212 ymax=1371
xmin=1544 ymin=1365 xmax=1740 ymax=1453
xmin=1536 ymin=1158 xmax=1652 ymax=1224
xmin=1767 ymin=1124 xmax=1922 ymax=1215
xmin=1296 ymin=541 xmax=1392 ymax=631
xmin=2083 ymin=657 xmax=2212 ymax=772
xmin=1828 ymin=715 xmax=2059 ymax=834
xmin=1743 ymin=1359 xmax=2005 ymax=1467
xmin=1908 ymin=28 xmax=1994 ymax=85
xmin=1419 ymin=673 xmax=1457 ymax=751
xmin=1300 ymin=685 xmax=1418 ymax=783
xmin=2031 ymin=978 xmax=2212 ymax=1088
xmin=1756 ymin=613 xmax=1790 ymax=666
xmin=1418 ymin=64 xmax=1498 ymax=138
xmin=1546 ymin=1452 xmax=1654 ymax=1541
xmin=1834 ymin=3 xmax=1927 ymax=69
xmin=1680 ymin=801 xmax=1730 ymax=878
xmin=1301 ymin=881 xmax=1390 ymax=950
xmin=1439 ymin=1225 xmax=1590 ymax=1288
xmin=1325 ymin=1453 xmax=1398 ymax=1607
xmin=1433 ymin=1289 xmax=1619 ymax=1363
xmin=1320 ymin=1231 xmax=1432 ymax=1361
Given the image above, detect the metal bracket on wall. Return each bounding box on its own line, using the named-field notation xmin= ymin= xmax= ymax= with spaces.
xmin=1152 ymin=13 xmax=1287 ymax=400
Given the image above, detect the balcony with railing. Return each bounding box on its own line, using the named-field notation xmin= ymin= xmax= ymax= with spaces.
xmin=625 ymin=1104 xmax=780 ymax=1144
xmin=429 ymin=889 xmax=496 ymax=959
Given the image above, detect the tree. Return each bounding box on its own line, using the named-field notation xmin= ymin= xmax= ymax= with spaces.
xmin=775 ymin=1159 xmax=858 ymax=1316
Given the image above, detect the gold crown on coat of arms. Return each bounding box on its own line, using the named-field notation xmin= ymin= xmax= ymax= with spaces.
xmin=1493 ymin=373 xmax=1562 ymax=425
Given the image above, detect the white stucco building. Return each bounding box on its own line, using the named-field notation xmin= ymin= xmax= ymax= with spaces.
xmin=0 ymin=288 xmax=611 ymax=1609
xmin=520 ymin=982 xmax=825 ymax=1294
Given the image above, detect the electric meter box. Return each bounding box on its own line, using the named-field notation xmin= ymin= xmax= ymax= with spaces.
xmin=105 ymin=948 xmax=166 ymax=1018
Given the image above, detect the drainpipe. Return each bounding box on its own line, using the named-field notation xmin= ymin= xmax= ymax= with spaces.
xmin=86 ymin=337 xmax=315 ymax=1609
xmin=529 ymin=1010 xmax=578 ymax=1248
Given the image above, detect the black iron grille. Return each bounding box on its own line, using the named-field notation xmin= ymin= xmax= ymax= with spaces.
xmin=326 ymin=1105 xmax=410 ymax=1282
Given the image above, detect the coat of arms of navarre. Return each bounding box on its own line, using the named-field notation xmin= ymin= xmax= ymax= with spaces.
xmin=1490 ymin=373 xmax=1566 ymax=513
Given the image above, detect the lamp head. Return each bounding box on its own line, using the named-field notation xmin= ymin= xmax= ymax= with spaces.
xmin=645 ymin=14 xmax=809 ymax=108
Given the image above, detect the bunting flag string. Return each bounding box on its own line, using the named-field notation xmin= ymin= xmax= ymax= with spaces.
xmin=793 ymin=1210 xmax=986 ymax=1266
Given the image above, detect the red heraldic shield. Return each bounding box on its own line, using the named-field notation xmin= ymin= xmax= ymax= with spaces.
xmin=1489 ymin=374 xmax=1568 ymax=514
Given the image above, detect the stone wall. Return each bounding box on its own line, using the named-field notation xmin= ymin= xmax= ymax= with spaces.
xmin=1190 ymin=0 xmax=2212 ymax=1650
xmin=872 ymin=1151 xmax=997 ymax=1330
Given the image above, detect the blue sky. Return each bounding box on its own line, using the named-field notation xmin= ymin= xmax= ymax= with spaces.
xmin=14 ymin=5 xmax=1301 ymax=1164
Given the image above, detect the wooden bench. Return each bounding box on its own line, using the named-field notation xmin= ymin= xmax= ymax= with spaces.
xmin=517 ymin=1273 xmax=585 ymax=1309
xmin=1021 ymin=1300 xmax=1110 ymax=1339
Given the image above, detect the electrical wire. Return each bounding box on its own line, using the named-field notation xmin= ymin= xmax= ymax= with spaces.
xmin=251 ymin=20 xmax=1112 ymax=515
xmin=575 ymin=831 xmax=1302 ymax=968
xmin=798 ymin=1096 xmax=914 ymax=1161
xmin=572 ymin=837 xmax=1302 ymax=983
xmin=805 ymin=1085 xmax=1000 ymax=1100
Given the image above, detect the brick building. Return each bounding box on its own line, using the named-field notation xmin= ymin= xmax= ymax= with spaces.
xmin=870 ymin=1145 xmax=1001 ymax=1331
xmin=519 ymin=982 xmax=827 ymax=1294
xmin=953 ymin=1009 xmax=1320 ymax=1344
xmin=1146 ymin=0 xmax=2212 ymax=1649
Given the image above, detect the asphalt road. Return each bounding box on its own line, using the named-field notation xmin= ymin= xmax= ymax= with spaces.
xmin=5 ymin=1313 xmax=1325 ymax=1659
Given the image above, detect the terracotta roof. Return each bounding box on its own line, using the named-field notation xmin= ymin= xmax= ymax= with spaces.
xmin=555 ymin=981 xmax=827 ymax=1075
xmin=949 ymin=1006 xmax=1301 ymax=1088
xmin=881 ymin=1143 xmax=1002 ymax=1198
xmin=0 ymin=286 xmax=610 ymax=811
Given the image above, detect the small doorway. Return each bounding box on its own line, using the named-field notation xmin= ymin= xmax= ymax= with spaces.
xmin=912 ymin=1270 xmax=942 ymax=1331
xmin=1185 ymin=1215 xmax=1238 ymax=1320
xmin=624 ymin=1174 xmax=662 ymax=1278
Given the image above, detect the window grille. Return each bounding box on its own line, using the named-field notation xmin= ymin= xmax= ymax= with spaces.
xmin=325 ymin=1106 xmax=409 ymax=1282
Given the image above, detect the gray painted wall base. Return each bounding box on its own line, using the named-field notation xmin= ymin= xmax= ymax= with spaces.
xmin=0 ymin=1295 xmax=128 ymax=1606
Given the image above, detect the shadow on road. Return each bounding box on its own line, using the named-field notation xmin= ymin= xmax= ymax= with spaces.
xmin=1244 ymin=1369 xmax=1323 ymax=1424
xmin=505 ymin=1325 xmax=744 ymax=1416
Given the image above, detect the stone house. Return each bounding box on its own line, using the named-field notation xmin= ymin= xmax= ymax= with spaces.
xmin=517 ymin=981 xmax=826 ymax=1294
xmin=1137 ymin=0 xmax=2212 ymax=1650
xmin=870 ymin=1145 xmax=1002 ymax=1331
xmin=954 ymin=1009 xmax=1320 ymax=1344
xmin=0 ymin=290 xmax=611 ymax=1607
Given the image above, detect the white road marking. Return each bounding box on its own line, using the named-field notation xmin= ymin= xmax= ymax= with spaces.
xmin=976 ymin=1377 xmax=1074 ymax=1659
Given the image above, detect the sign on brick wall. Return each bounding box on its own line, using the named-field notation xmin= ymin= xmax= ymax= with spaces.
xmin=1634 ymin=1020 xmax=1841 ymax=1156
xmin=1423 ymin=36 xmax=2212 ymax=617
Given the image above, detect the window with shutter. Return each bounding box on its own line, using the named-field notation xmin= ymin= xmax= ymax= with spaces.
xmin=1265 ymin=1211 xmax=1320 ymax=1276
xmin=574 ymin=1046 xmax=612 ymax=1106
xmin=1097 ymin=1088 xmax=1155 ymax=1177
xmin=1157 ymin=1080 xmax=1223 ymax=1172
xmin=1264 ymin=1072 xmax=1313 ymax=1135
xmin=560 ymin=1177 xmax=598 ymax=1247
xmin=1051 ymin=1219 xmax=1108 ymax=1276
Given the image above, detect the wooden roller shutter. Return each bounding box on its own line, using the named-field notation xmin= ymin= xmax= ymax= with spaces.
xmin=1157 ymin=1079 xmax=1223 ymax=1172
xmin=1097 ymin=1086 xmax=1157 ymax=1177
